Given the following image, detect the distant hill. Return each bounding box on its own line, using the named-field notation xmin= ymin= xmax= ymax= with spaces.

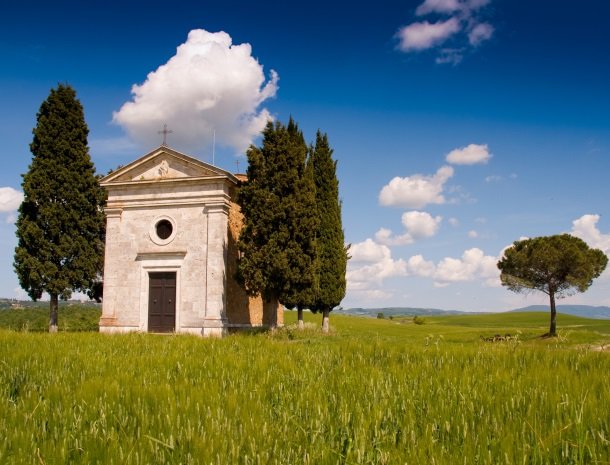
xmin=510 ymin=305 xmax=610 ymax=320
xmin=337 ymin=307 xmax=470 ymax=317
xmin=339 ymin=305 xmax=610 ymax=320
xmin=0 ymin=298 xmax=100 ymax=310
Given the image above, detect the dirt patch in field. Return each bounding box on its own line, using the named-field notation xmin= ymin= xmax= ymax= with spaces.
xmin=589 ymin=344 xmax=610 ymax=352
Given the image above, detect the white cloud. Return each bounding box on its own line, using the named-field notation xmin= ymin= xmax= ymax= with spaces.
xmin=0 ymin=187 xmax=23 ymax=212
xmin=349 ymin=238 xmax=391 ymax=263
xmin=416 ymin=0 xmax=490 ymax=16
xmin=13 ymin=287 xmax=29 ymax=301
xmin=485 ymin=173 xmax=517 ymax=183
xmin=348 ymin=237 xmax=504 ymax=301
xmin=397 ymin=18 xmax=461 ymax=51
xmin=571 ymin=214 xmax=610 ymax=253
xmin=374 ymin=227 xmax=407 ymax=245
xmin=433 ymin=247 xmax=499 ymax=286
xmin=376 ymin=211 xmax=442 ymax=246
xmin=379 ymin=165 xmax=454 ymax=209
xmin=468 ymin=230 xmax=478 ymax=238
xmin=468 ymin=22 xmax=494 ymax=46
xmin=397 ymin=0 xmax=494 ymax=63
xmin=435 ymin=48 xmax=465 ymax=65
xmin=347 ymin=239 xmax=408 ymax=294
xmin=448 ymin=217 xmax=459 ymax=227
xmin=403 ymin=211 xmax=442 ymax=237
xmin=416 ymin=0 xmax=461 ymax=16
xmin=113 ymin=29 xmax=278 ymax=154
xmin=465 ymin=0 xmax=491 ymax=11
xmin=446 ymin=143 xmax=491 ymax=165
xmin=407 ymin=254 xmax=436 ymax=277
xmin=358 ymin=289 xmax=394 ymax=301
xmin=347 ymin=257 xmax=407 ymax=289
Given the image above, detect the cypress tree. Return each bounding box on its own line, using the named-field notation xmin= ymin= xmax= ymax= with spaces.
xmin=311 ymin=131 xmax=347 ymax=332
xmin=237 ymin=118 xmax=317 ymax=327
xmin=283 ymin=145 xmax=319 ymax=328
xmin=14 ymin=84 xmax=106 ymax=332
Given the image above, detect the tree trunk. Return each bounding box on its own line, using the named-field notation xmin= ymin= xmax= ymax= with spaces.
xmin=263 ymin=295 xmax=279 ymax=329
xmin=322 ymin=309 xmax=330 ymax=333
xmin=549 ymin=291 xmax=557 ymax=337
xmin=49 ymin=294 xmax=58 ymax=333
xmin=297 ymin=307 xmax=304 ymax=329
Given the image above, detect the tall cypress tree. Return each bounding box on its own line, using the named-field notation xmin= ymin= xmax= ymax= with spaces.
xmin=237 ymin=118 xmax=317 ymax=327
xmin=311 ymin=131 xmax=347 ymax=332
xmin=283 ymin=143 xmax=319 ymax=328
xmin=14 ymin=84 xmax=105 ymax=332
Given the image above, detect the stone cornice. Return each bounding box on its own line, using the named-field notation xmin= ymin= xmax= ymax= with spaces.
xmin=135 ymin=251 xmax=187 ymax=261
xmin=105 ymin=192 xmax=232 ymax=210
xmin=104 ymin=208 xmax=123 ymax=218
xmin=203 ymin=201 xmax=231 ymax=215
xmin=101 ymin=175 xmax=233 ymax=188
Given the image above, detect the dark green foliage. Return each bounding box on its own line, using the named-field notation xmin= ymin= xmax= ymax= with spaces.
xmin=497 ymin=234 xmax=607 ymax=336
xmin=413 ymin=316 xmax=426 ymax=325
xmin=282 ymin=154 xmax=319 ymax=312
xmin=14 ymin=84 xmax=105 ymax=330
xmin=237 ymin=119 xmax=318 ymax=314
xmin=311 ymin=131 xmax=347 ymax=315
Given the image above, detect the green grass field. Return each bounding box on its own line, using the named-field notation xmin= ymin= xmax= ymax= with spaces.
xmin=0 ymin=304 xmax=101 ymax=332
xmin=1 ymin=309 xmax=609 ymax=464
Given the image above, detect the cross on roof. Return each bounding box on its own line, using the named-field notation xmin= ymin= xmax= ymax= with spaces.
xmin=158 ymin=124 xmax=173 ymax=146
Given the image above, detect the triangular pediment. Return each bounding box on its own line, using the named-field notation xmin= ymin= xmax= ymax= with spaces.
xmin=101 ymin=146 xmax=236 ymax=185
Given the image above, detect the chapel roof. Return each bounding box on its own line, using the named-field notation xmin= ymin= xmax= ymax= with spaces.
xmin=100 ymin=145 xmax=239 ymax=186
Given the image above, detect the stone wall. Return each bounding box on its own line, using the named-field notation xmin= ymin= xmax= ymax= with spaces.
xmin=225 ymin=185 xmax=283 ymax=328
xmin=226 ymin=197 xmax=262 ymax=325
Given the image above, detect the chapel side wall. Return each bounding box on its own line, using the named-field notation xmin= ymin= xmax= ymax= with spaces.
xmin=226 ymin=196 xmax=265 ymax=326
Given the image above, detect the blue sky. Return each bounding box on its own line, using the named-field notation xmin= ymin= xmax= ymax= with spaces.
xmin=1 ymin=0 xmax=610 ymax=311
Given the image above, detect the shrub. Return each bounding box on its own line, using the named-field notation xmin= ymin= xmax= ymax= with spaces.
xmin=413 ymin=315 xmax=426 ymax=325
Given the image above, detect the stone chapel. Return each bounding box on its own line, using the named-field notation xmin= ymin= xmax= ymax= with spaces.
xmin=98 ymin=145 xmax=282 ymax=336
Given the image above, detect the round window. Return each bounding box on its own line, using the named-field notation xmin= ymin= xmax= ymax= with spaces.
xmin=156 ymin=219 xmax=173 ymax=240
xmin=149 ymin=216 xmax=177 ymax=246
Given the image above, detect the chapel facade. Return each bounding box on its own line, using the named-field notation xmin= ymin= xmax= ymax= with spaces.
xmin=98 ymin=145 xmax=282 ymax=336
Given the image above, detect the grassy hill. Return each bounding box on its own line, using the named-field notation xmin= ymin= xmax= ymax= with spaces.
xmin=2 ymin=304 xmax=610 ymax=345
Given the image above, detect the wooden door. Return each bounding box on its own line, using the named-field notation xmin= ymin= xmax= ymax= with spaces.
xmin=148 ymin=272 xmax=176 ymax=333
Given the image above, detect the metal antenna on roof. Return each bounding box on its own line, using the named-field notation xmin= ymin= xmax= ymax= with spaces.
xmin=212 ymin=129 xmax=216 ymax=166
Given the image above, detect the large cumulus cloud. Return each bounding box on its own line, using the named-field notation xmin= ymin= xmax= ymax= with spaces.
xmin=113 ymin=29 xmax=278 ymax=154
